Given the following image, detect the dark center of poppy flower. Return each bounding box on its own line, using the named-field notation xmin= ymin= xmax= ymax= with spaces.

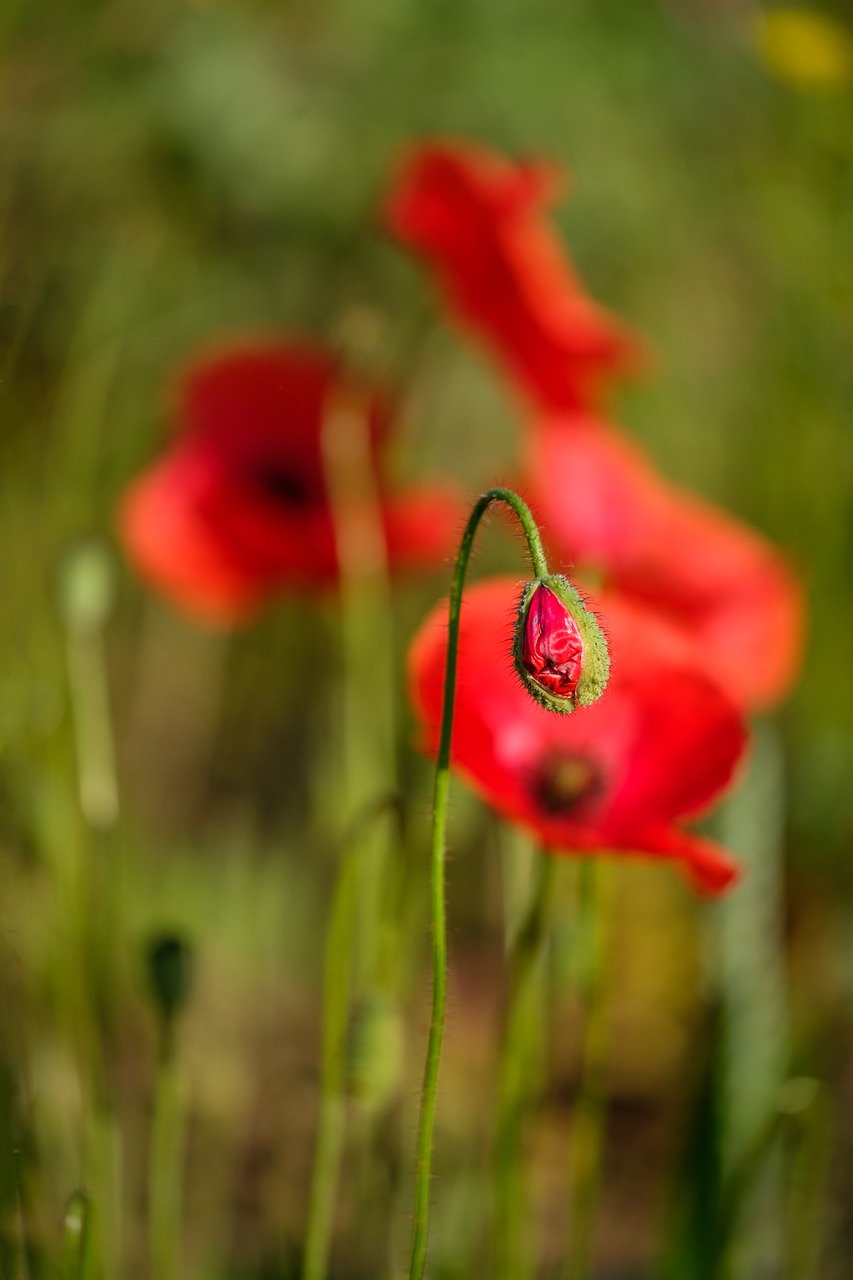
xmin=531 ymin=753 xmax=602 ymax=818
xmin=249 ymin=465 xmax=317 ymax=507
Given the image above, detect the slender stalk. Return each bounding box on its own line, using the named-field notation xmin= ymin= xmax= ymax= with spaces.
xmin=563 ymin=859 xmax=614 ymax=1280
xmin=408 ymin=488 xmax=550 ymax=1280
xmin=60 ymin=545 xmax=123 ymax=1278
xmin=66 ymin=616 xmax=119 ymax=833
xmin=303 ymin=377 xmax=398 ymax=1280
xmin=322 ymin=383 xmax=396 ymax=978
xmin=303 ymin=797 xmax=404 ymax=1280
xmin=716 ymin=722 xmax=789 ymax=1278
xmin=301 ymin=830 xmax=364 ymax=1280
xmin=13 ymin=1147 xmax=33 ymax=1280
xmin=782 ymin=1079 xmax=832 ymax=1280
xmin=59 ymin=1191 xmax=98 ymax=1280
xmin=148 ymin=1041 xmax=186 ymax=1280
xmin=494 ymin=851 xmax=557 ymax=1280
xmin=714 ymin=1078 xmax=831 ymax=1280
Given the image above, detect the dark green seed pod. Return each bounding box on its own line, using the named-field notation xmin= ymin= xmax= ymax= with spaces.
xmin=144 ymin=932 xmax=194 ymax=1025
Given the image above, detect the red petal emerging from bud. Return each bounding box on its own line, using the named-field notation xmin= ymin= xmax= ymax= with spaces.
xmin=521 ymin=584 xmax=584 ymax=697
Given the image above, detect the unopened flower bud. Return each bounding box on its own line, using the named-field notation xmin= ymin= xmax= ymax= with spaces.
xmin=513 ymin=576 xmax=609 ymax=713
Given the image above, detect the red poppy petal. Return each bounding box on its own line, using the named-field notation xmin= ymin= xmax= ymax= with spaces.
xmin=172 ymin=337 xmax=391 ymax=481
xmin=381 ymin=484 xmax=466 ymax=570
xmin=602 ymin=659 xmax=748 ymax=827
xmin=118 ymin=446 xmax=267 ymax=623
xmin=567 ymin=591 xmax=749 ymax=825
xmin=384 ymin=141 xmax=643 ymax=413
xmin=408 ymin=577 xmax=537 ymax=814
xmin=202 ymin=477 xmax=338 ymax=584
xmin=629 ymin=827 xmax=741 ymax=895
xmin=648 ymin=492 xmax=805 ymax=711
xmin=527 ymin=416 xmax=668 ymax=567
xmin=527 ymin=416 xmax=804 ymax=709
xmin=176 ymin=339 xmax=332 ymax=462
xmin=538 ymin=829 xmax=739 ymax=895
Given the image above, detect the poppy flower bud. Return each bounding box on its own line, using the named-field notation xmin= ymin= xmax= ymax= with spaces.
xmin=513 ymin=575 xmax=609 ymax=713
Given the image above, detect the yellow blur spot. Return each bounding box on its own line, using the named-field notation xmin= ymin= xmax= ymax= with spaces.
xmin=756 ymin=8 xmax=853 ymax=87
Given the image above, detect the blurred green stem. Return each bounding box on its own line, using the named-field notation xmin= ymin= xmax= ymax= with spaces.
xmin=408 ymin=488 xmax=550 ymax=1280
xmin=716 ymin=721 xmax=789 ymax=1278
xmin=322 ymin=381 xmax=396 ymax=987
xmin=716 ymin=1078 xmax=832 ymax=1280
xmin=494 ymin=850 xmax=557 ymax=1280
xmin=148 ymin=1035 xmax=186 ymax=1280
xmin=61 ymin=549 xmax=123 ymax=1279
xmin=66 ymin=621 xmax=119 ymax=834
xmin=59 ymin=1191 xmax=98 ymax=1280
xmin=782 ymin=1079 xmax=832 ymax=1280
xmin=302 ymin=374 xmax=398 ymax=1280
xmin=562 ymin=859 xmax=613 ymax=1280
xmin=302 ymin=851 xmax=354 ymax=1280
xmin=303 ymin=798 xmax=401 ymax=1280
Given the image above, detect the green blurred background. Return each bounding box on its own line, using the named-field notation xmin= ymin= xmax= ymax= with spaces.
xmin=1 ymin=1 xmax=852 ymax=1277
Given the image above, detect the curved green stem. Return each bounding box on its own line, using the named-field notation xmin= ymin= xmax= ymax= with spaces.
xmin=495 ymin=850 xmax=557 ymax=1280
xmin=408 ymin=488 xmax=550 ymax=1280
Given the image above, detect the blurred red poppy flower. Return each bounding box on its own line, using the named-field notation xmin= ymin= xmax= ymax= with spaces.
xmin=409 ymin=576 xmax=748 ymax=894
xmin=118 ymin=339 xmax=463 ymax=623
xmin=524 ymin=416 xmax=804 ymax=711
xmin=384 ymin=140 xmax=642 ymax=413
